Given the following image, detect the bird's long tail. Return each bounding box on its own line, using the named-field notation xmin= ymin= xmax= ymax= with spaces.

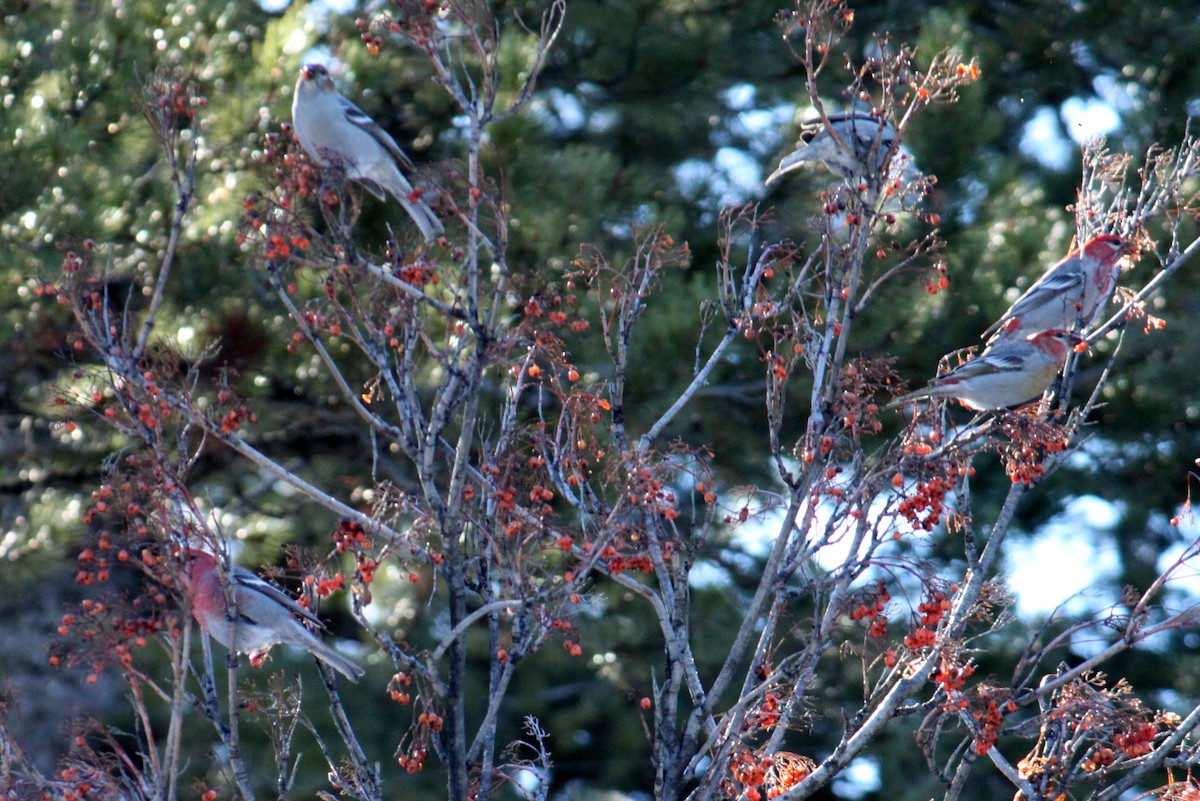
xmin=300 ymin=632 xmax=365 ymax=681
xmin=399 ymin=194 xmax=444 ymax=242
xmin=884 ymin=386 xmax=939 ymax=410
xmin=765 ymin=148 xmax=815 ymax=185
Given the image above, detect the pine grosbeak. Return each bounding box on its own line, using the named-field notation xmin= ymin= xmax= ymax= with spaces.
xmin=292 ymin=63 xmax=443 ymax=241
xmin=765 ymin=111 xmax=896 ymax=185
xmin=889 ymin=329 xmax=1082 ymax=411
xmin=186 ymin=550 xmax=364 ymax=681
xmin=985 ymin=234 xmax=1132 ymax=343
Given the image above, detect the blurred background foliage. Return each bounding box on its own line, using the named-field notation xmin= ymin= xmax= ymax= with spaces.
xmin=2 ymin=0 xmax=1200 ymax=798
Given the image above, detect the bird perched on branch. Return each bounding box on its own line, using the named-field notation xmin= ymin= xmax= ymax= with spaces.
xmin=765 ymin=111 xmax=897 ymax=185
xmin=888 ymin=330 xmax=1083 ymax=412
xmin=185 ymin=549 xmax=364 ymax=681
xmin=292 ymin=62 xmax=443 ymax=241
xmin=984 ymin=234 xmax=1133 ymax=344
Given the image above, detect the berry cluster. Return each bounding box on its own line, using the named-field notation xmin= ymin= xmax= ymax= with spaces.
xmin=836 ymin=356 xmax=898 ymax=436
xmin=724 ymin=749 xmax=814 ymax=800
xmin=1112 ymin=721 xmax=1160 ymax=758
xmin=846 ymin=579 xmax=890 ymax=638
xmin=969 ymin=694 xmax=1016 ymax=755
xmin=51 ymin=477 xmax=186 ymax=684
xmin=997 ymin=415 xmax=1071 ymax=485
xmin=902 ymin=587 xmax=952 ymax=649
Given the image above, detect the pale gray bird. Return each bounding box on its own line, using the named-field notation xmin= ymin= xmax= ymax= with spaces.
xmin=292 ymin=63 xmax=443 ymax=241
xmin=887 ymin=330 xmax=1082 ymax=412
xmin=766 ymin=111 xmax=897 ymax=185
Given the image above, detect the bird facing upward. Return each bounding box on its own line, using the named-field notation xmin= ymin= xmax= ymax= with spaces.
xmin=292 ymin=63 xmax=443 ymax=242
xmin=765 ymin=111 xmax=897 ymax=185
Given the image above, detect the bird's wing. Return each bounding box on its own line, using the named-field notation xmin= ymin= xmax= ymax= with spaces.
xmin=985 ymin=267 xmax=1084 ymax=336
xmin=765 ymin=149 xmax=812 ymax=184
xmin=811 ymin=112 xmax=879 ymax=128
xmin=946 ymin=349 xmax=1025 ymax=380
xmin=826 ymin=113 xmax=895 ymax=144
xmin=799 ymin=113 xmax=858 ymax=137
xmin=232 ymin=567 xmax=324 ymax=627
xmin=338 ymin=96 xmax=415 ymax=170
xmin=1022 ymin=267 xmax=1085 ymax=298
